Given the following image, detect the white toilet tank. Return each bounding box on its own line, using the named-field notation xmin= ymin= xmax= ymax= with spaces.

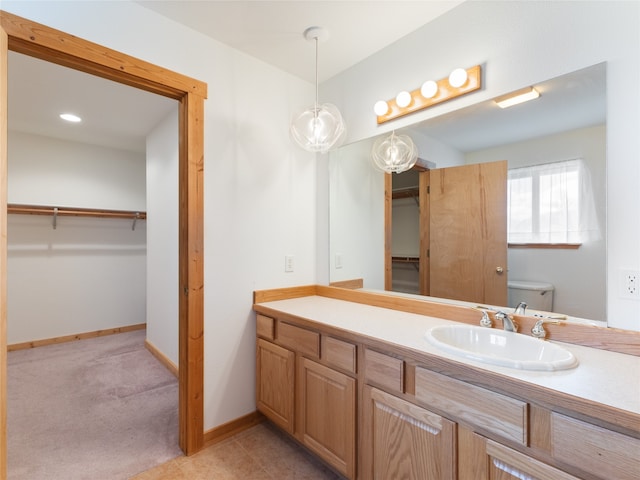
xmin=508 ymin=280 xmax=555 ymax=312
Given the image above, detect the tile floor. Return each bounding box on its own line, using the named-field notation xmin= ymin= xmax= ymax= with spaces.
xmin=131 ymin=421 xmax=345 ymax=480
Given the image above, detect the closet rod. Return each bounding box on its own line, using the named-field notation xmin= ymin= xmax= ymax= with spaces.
xmin=7 ymin=203 xmax=147 ymax=220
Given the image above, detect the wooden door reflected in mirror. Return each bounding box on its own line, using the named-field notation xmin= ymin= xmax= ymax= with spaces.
xmin=387 ymin=160 xmax=507 ymax=306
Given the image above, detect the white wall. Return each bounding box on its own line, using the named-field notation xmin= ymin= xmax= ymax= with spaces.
xmin=146 ymin=107 xmax=179 ymax=366
xmin=412 ymin=132 xmax=465 ymax=168
xmin=2 ymin=0 xmax=318 ymax=430
xmin=6 ymin=131 xmax=146 ymax=343
xmin=322 ymin=0 xmax=640 ymax=330
xmin=329 ymin=138 xmax=384 ymax=288
xmin=466 ymin=125 xmax=607 ymax=320
xmin=8 ymin=131 xmax=145 ymax=209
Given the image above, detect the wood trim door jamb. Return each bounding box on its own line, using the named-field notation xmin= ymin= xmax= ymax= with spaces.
xmin=0 ymin=22 xmax=8 ymax=480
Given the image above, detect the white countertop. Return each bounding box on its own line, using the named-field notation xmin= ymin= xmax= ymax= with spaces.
xmin=257 ymin=295 xmax=640 ymax=416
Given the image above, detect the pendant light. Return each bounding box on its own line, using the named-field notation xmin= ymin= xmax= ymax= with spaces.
xmin=290 ymin=27 xmax=346 ymax=153
xmin=371 ymin=131 xmax=418 ymax=174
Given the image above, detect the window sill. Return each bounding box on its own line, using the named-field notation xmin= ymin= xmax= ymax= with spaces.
xmin=508 ymin=243 xmax=581 ymax=249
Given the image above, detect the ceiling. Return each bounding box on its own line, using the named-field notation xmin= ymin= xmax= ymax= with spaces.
xmin=8 ymin=52 xmax=177 ymax=153
xmin=7 ymin=1 xmax=606 ymax=155
xmin=133 ymin=1 xmax=465 ymax=84
xmin=8 ymin=1 xmax=464 ymax=153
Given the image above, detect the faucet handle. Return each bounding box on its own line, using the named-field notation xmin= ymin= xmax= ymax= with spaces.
xmin=514 ymin=301 xmax=527 ymax=315
xmin=531 ymin=318 xmax=561 ymax=339
xmin=479 ymin=311 xmax=493 ymax=328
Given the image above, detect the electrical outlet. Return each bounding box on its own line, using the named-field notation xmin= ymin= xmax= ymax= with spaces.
xmin=335 ymin=254 xmax=343 ymax=269
xmin=285 ymin=255 xmax=294 ymax=273
xmin=620 ymin=270 xmax=640 ymax=298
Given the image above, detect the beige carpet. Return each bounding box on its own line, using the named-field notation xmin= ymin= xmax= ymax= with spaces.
xmin=7 ymin=329 xmax=182 ymax=479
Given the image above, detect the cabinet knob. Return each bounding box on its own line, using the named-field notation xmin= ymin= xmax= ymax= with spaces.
xmin=496 ymin=266 xmax=504 ymax=274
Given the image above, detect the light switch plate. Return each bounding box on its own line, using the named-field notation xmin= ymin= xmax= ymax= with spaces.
xmin=285 ymin=255 xmax=294 ymax=273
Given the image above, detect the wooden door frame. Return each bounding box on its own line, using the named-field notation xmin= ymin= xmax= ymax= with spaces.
xmin=384 ymin=169 xmax=430 ymax=295
xmin=0 ymin=11 xmax=206 ymax=475
xmin=384 ymin=173 xmax=392 ymax=291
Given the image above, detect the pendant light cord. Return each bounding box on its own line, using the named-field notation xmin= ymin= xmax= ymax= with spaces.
xmin=314 ymin=36 xmax=319 ymax=112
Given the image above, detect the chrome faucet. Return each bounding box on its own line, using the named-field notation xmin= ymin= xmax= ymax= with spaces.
xmin=495 ymin=311 xmax=518 ymax=332
xmin=513 ymin=301 xmax=527 ymax=315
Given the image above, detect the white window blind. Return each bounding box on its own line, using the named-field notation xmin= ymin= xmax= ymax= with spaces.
xmin=507 ymin=159 xmax=600 ymax=243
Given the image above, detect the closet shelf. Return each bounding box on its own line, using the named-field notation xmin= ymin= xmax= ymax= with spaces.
xmin=7 ymin=204 xmax=146 ymax=230
xmin=8 ymin=204 xmax=146 ymax=219
xmin=392 ymin=256 xmax=420 ymax=263
xmin=392 ymin=187 xmax=419 ymax=200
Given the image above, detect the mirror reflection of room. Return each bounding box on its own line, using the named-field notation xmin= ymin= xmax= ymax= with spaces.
xmin=330 ymin=63 xmax=606 ymax=322
xmin=391 ymin=169 xmax=421 ymax=295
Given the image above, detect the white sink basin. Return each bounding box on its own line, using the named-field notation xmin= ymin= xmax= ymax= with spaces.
xmin=425 ymin=325 xmax=578 ymax=371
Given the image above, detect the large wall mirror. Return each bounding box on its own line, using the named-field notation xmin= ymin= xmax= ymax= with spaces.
xmin=329 ymin=63 xmax=606 ymax=324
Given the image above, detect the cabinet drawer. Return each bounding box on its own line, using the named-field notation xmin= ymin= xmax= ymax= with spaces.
xmin=278 ymin=322 xmax=320 ymax=358
xmin=415 ymin=367 xmax=527 ymax=445
xmin=364 ymin=349 xmax=404 ymax=393
xmin=322 ymin=336 xmax=357 ymax=374
xmin=256 ymin=314 xmax=275 ymax=340
xmin=551 ymin=413 xmax=640 ymax=480
xmin=486 ymin=439 xmax=580 ymax=480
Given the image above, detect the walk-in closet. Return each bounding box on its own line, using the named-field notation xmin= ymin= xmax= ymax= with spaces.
xmin=6 ymin=50 xmax=182 ymax=478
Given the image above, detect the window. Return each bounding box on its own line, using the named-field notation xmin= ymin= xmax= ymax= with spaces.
xmin=507 ymin=159 xmax=600 ymax=244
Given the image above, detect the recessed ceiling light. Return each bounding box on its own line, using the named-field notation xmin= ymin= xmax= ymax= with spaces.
xmin=59 ymin=113 xmax=82 ymax=123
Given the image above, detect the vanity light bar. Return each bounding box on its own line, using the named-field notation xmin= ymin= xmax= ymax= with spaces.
xmin=375 ymin=65 xmax=482 ymax=125
xmin=494 ymin=86 xmax=540 ymax=108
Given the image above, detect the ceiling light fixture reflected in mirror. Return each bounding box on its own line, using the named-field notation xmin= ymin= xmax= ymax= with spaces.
xmin=290 ymin=26 xmax=346 ymax=154
xmin=495 ymin=86 xmax=541 ymax=109
xmin=371 ymin=130 xmax=418 ymax=174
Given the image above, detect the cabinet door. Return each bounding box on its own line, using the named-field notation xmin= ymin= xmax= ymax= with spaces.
xmin=551 ymin=413 xmax=640 ymax=480
xmin=362 ymin=385 xmax=456 ymax=480
xmin=299 ymin=357 xmax=356 ymax=479
xmin=459 ymin=426 xmax=580 ymax=480
xmin=256 ymin=338 xmax=295 ymax=434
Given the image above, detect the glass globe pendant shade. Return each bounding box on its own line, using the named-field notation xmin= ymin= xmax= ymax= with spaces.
xmin=371 ymin=131 xmax=418 ymax=174
xmin=290 ymin=102 xmax=346 ymax=153
xmin=290 ymin=26 xmax=346 ymax=154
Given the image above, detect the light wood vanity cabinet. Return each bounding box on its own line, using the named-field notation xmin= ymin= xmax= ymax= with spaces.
xmin=255 ymin=314 xmax=357 ymax=479
xmin=362 ymin=385 xmax=456 ymax=480
xmin=255 ymin=311 xmax=639 ymax=480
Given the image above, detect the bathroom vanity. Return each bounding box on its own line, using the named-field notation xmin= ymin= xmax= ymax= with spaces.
xmin=253 ymin=286 xmax=640 ymax=480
